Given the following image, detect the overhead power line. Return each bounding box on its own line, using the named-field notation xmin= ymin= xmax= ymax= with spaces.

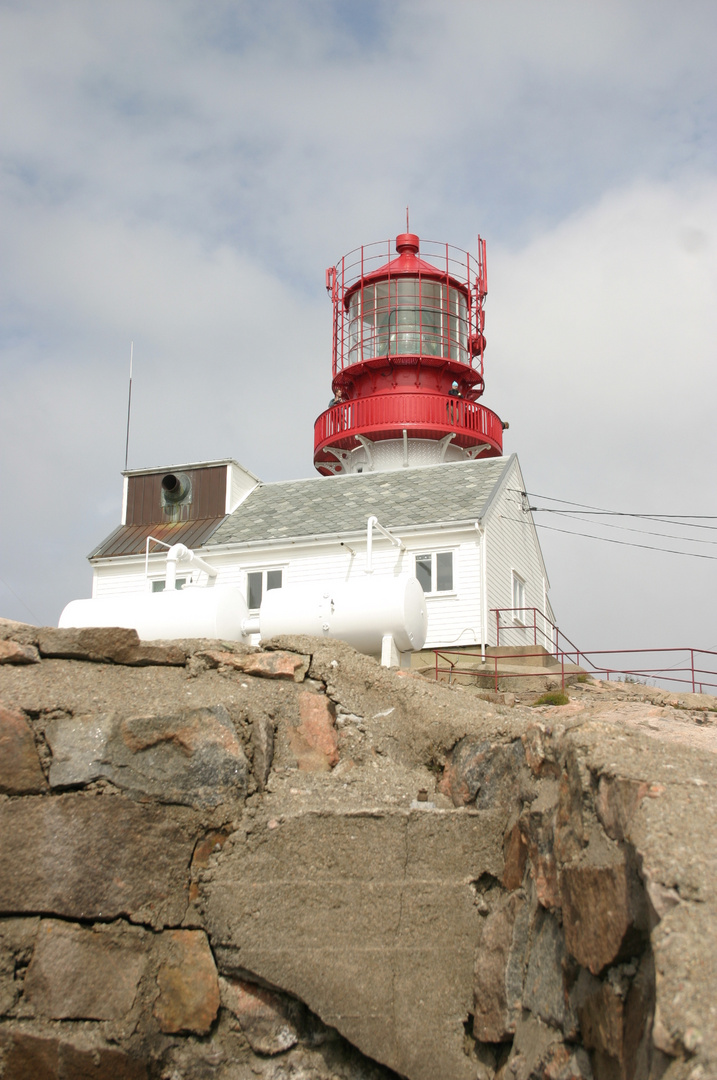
xmin=518 ymin=490 xmax=717 ymax=531
xmin=505 ymin=518 xmax=717 ymax=561
xmin=534 ymin=510 xmax=717 ymax=547
xmin=0 ymin=575 xmax=41 ymax=623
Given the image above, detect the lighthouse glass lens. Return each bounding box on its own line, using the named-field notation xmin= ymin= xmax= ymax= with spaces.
xmin=346 ymin=279 xmax=469 ymax=364
xmin=420 ymin=282 xmax=442 ymax=356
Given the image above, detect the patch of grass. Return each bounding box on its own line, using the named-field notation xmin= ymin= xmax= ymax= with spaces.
xmin=531 ymin=690 xmax=570 ymax=707
xmin=576 ymin=674 xmax=589 ymax=683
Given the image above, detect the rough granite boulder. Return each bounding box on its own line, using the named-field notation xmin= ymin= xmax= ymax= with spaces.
xmin=0 ymin=622 xmax=714 ymax=1080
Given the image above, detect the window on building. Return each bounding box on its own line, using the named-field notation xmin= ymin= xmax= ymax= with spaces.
xmin=152 ymin=578 xmax=186 ymax=592
xmin=415 ymin=552 xmax=454 ymax=593
xmin=512 ymin=572 xmax=527 ymax=623
xmin=247 ymin=568 xmax=283 ymax=610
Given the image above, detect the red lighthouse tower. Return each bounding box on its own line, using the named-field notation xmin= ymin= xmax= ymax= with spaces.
xmin=314 ymin=230 xmax=504 ymax=475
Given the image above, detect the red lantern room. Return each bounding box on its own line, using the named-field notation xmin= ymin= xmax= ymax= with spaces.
xmin=313 ymin=230 xmax=504 ymax=475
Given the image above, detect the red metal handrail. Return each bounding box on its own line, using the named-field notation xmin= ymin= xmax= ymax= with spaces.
xmin=484 ymin=607 xmax=717 ymax=694
xmin=434 ymin=646 xmax=568 ymax=692
xmin=314 ymin=392 xmax=504 ymax=459
xmin=431 ymin=609 xmax=717 ymax=695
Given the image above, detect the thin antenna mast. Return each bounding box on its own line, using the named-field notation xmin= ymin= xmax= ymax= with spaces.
xmin=406 ymin=206 xmax=409 ymax=231
xmin=124 ymin=341 xmax=133 ymax=472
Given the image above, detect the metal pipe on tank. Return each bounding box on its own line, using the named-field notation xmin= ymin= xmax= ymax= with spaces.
xmin=365 ymin=516 xmax=405 ymax=574
xmin=165 ymin=544 xmax=217 ymax=589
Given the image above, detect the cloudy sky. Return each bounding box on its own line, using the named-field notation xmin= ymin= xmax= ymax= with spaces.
xmin=1 ymin=0 xmax=716 ymax=672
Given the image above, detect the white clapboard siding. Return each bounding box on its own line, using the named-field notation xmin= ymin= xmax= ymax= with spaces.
xmin=227 ymin=461 xmax=260 ymax=514
xmin=89 ymin=457 xmax=552 ymax=653
xmin=483 ymin=458 xmax=550 ymax=649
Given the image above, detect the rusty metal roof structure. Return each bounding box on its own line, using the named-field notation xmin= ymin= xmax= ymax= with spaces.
xmin=89 ymin=518 xmax=226 ymax=560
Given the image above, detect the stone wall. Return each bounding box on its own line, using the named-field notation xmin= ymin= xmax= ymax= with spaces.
xmin=0 ymin=620 xmax=715 ymax=1080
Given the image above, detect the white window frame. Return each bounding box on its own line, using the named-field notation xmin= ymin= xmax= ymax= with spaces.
xmin=511 ymin=571 xmax=527 ymax=624
xmin=414 ymin=550 xmax=456 ymax=595
xmin=246 ymin=567 xmax=284 ymax=611
xmin=150 ymin=576 xmax=187 ymax=593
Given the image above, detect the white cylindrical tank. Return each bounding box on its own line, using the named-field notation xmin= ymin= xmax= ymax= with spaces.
xmin=59 ymin=586 xmax=249 ymax=642
xmin=259 ymin=576 xmax=427 ymax=654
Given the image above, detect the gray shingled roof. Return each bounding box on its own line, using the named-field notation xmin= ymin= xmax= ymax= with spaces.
xmin=207 ymin=457 xmax=514 ymax=546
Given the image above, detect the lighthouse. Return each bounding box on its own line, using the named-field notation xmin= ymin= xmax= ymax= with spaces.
xmin=314 ymin=231 xmax=505 ymax=476
xmin=67 ymin=223 xmax=554 ymax=663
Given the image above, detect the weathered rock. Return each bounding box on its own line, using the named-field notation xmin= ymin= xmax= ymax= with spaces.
xmin=199 ymin=648 xmax=309 ymax=680
xmin=206 ymin=808 xmax=503 ymax=1080
xmin=153 ymin=929 xmax=220 ymax=1034
xmin=595 ymin=775 xmax=650 ymax=842
xmin=244 ymin=650 xmax=310 ymax=681
xmin=560 ymin=851 xmax=645 ymax=975
xmin=0 ymin=704 xmax=47 ymax=793
xmin=24 ymin=919 xmax=147 ymax=1020
xmin=36 ymin=626 xmax=185 ymax=666
xmin=0 ymin=636 xmax=715 ymax=1080
xmin=651 ymin=901 xmax=717 ymax=1067
xmin=473 ymin=893 xmax=531 ymax=1041
xmin=0 ymin=640 xmax=40 ymax=665
xmin=0 ymin=793 xmax=196 ymax=927
xmin=441 ymin=737 xmax=524 ymax=810
xmin=0 ymin=1031 xmax=148 ymax=1079
xmin=554 ymin=749 xmax=586 ymax=864
xmin=522 ymin=908 xmax=569 ymax=1030
xmin=519 ymin=779 xmax=561 ymax=909
xmin=220 ymin=976 xmax=300 ymax=1054
xmin=0 ymin=918 xmax=40 ymax=1016
xmin=521 ymin=723 xmax=561 ymax=778
xmin=577 ymin=955 xmax=655 ymax=1080
xmin=0 ymin=617 xmax=39 ymax=646
xmin=188 ymin=829 xmax=230 ymax=904
xmin=251 ymin=709 xmax=275 ymax=790
xmin=44 ymin=711 xmax=115 ymax=788
xmin=287 ymin=691 xmax=339 ymax=771
xmin=45 ymin=705 xmax=248 ymax=807
xmin=496 ymin=1014 xmax=573 ymax=1080
xmin=502 ymin=821 xmax=528 ymax=890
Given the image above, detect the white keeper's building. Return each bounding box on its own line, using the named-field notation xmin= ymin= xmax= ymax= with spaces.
xmin=83 ymin=229 xmax=555 ymax=655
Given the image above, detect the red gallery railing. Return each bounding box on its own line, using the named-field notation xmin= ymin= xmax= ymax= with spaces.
xmin=314 ymin=392 xmax=504 ymax=459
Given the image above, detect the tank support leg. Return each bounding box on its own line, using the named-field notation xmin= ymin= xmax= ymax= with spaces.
xmin=381 ymin=633 xmax=400 ymax=668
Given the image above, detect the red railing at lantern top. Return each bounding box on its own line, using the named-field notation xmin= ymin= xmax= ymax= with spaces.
xmin=325 ymin=238 xmax=488 ymax=378
xmin=432 ymin=608 xmax=717 ymax=695
xmin=314 ymin=392 xmax=504 ymax=455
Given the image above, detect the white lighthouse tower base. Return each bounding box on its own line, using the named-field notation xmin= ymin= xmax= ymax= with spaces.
xmin=322 ymin=434 xmax=493 ymax=475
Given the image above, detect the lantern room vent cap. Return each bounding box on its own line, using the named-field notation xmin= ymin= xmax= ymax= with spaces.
xmin=395 ymin=232 xmax=420 ymax=254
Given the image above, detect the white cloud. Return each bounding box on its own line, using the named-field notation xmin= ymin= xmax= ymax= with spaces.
xmin=0 ymin=0 xmax=715 ymax=660
xmin=487 ymin=176 xmax=717 ymax=646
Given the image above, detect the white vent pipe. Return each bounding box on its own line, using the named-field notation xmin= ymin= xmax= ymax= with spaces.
xmin=365 ymin=516 xmax=405 ymax=574
xmin=165 ymin=544 xmax=217 ymax=589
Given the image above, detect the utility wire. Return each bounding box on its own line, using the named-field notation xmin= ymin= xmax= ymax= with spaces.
xmin=505 ymin=518 xmax=717 ymax=561
xmin=518 ymin=490 xmax=717 ymax=530
xmin=0 ymin=575 xmax=41 ymax=623
xmin=536 ymin=510 xmax=717 ymax=547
